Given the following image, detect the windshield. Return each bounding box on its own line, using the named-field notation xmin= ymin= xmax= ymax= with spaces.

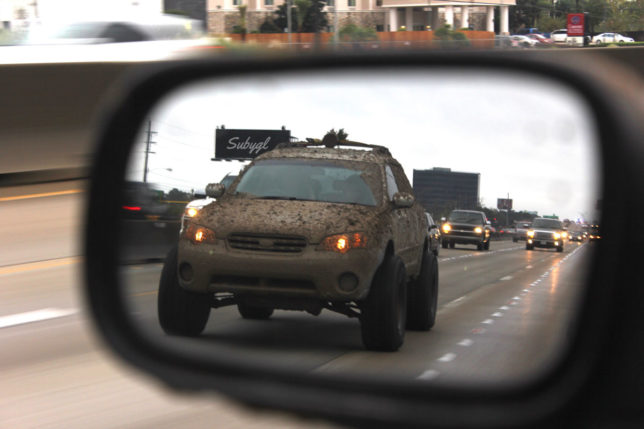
xmin=448 ymin=211 xmax=483 ymax=224
xmin=532 ymin=218 xmax=563 ymax=229
xmin=233 ymin=158 xmax=380 ymax=206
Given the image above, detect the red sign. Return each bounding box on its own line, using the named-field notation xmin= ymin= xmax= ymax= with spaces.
xmin=567 ymin=13 xmax=585 ymax=37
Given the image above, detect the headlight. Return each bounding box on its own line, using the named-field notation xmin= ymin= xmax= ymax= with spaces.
xmin=527 ymin=230 xmax=535 ymax=238
xmin=562 ymin=232 xmax=568 ymax=238
xmin=474 ymin=227 xmax=482 ymax=234
xmin=184 ymin=207 xmax=200 ymax=218
xmin=319 ymin=233 xmax=367 ymax=254
xmin=553 ymin=232 xmax=561 ymax=239
xmin=442 ymin=224 xmax=451 ymax=233
xmin=182 ymin=224 xmax=216 ymax=244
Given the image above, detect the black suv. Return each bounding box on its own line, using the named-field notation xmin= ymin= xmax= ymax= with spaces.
xmin=441 ymin=209 xmax=491 ymax=251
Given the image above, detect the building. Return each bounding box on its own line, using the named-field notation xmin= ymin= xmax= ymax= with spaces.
xmin=413 ymin=167 xmax=480 ymax=218
xmin=206 ymin=0 xmax=515 ymax=35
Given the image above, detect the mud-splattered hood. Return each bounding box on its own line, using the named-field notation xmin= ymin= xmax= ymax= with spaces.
xmin=197 ymin=197 xmax=383 ymax=244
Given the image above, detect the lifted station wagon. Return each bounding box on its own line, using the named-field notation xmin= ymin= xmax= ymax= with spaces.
xmin=158 ymin=136 xmax=438 ymax=351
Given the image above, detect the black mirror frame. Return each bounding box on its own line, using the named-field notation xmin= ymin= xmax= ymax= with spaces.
xmin=84 ymin=51 xmax=644 ymax=428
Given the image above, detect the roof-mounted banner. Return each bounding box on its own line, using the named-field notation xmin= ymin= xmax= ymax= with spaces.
xmin=213 ymin=128 xmax=291 ymax=160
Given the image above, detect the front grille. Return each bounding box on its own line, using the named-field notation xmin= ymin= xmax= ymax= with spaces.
xmin=228 ymin=233 xmax=307 ymax=253
xmin=535 ymin=231 xmax=554 ymax=240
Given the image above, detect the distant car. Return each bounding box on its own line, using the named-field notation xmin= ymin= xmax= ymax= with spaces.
xmin=569 ymin=231 xmax=584 ymax=242
xmin=510 ymin=35 xmax=538 ymax=48
xmin=441 ymin=209 xmax=491 ymax=251
xmin=592 ymin=33 xmax=634 ymax=45
xmin=526 ymin=218 xmax=566 ymax=252
xmin=425 ymin=213 xmax=441 ymax=256
xmin=513 ymin=222 xmax=532 ymax=242
xmin=526 ymin=33 xmax=554 ymax=46
xmin=588 ymin=225 xmax=602 ymax=241
xmin=550 ymin=29 xmax=568 ymax=43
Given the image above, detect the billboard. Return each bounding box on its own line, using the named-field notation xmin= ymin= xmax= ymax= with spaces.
xmin=497 ymin=198 xmax=513 ymax=210
xmin=213 ymin=128 xmax=291 ymax=160
xmin=567 ymin=13 xmax=585 ymax=37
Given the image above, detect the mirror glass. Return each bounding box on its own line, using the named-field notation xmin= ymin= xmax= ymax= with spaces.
xmin=120 ymin=69 xmax=600 ymax=386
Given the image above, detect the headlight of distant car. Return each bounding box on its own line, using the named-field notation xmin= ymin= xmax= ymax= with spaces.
xmin=553 ymin=232 xmax=561 ymax=239
xmin=527 ymin=230 xmax=535 ymax=237
xmin=319 ymin=233 xmax=367 ymax=254
xmin=562 ymin=232 xmax=568 ymax=238
xmin=182 ymin=224 xmax=216 ymax=244
xmin=474 ymin=226 xmax=483 ymax=234
xmin=442 ymin=224 xmax=451 ymax=233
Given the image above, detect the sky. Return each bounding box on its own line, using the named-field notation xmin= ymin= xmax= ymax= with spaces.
xmin=127 ymin=69 xmax=601 ymax=222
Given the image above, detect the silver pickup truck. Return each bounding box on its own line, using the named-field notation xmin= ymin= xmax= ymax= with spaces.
xmin=526 ymin=218 xmax=565 ymax=252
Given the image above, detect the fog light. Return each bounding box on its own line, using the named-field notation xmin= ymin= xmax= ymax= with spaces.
xmin=555 ymin=241 xmax=559 ymax=246
xmin=338 ymin=273 xmax=359 ymax=292
xmin=179 ymin=262 xmax=194 ymax=282
xmin=528 ymin=239 xmax=533 ymax=244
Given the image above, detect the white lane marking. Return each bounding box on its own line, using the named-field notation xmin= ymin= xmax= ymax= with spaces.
xmin=482 ymin=319 xmax=494 ymax=324
xmin=438 ymin=245 xmax=523 ymax=262
xmin=526 ymin=265 xmax=533 ymax=269
xmin=523 ymin=289 xmax=530 ymax=292
xmin=492 ymin=312 xmax=503 ymax=317
xmin=512 ymin=296 xmax=521 ymax=300
xmin=417 ymin=369 xmax=440 ymax=380
xmin=499 ymin=306 xmax=510 ymax=310
xmin=438 ymin=353 xmax=456 ymax=362
xmin=500 ymin=276 xmax=513 ymax=281
xmin=0 ymin=308 xmax=78 ymax=328
xmin=444 ymin=296 xmax=466 ymax=308
xmin=458 ymin=339 xmax=473 ymax=347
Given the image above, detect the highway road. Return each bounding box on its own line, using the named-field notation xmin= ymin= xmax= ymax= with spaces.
xmin=1 ymin=181 xmax=591 ymax=427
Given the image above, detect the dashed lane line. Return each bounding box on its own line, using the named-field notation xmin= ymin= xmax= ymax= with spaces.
xmin=0 ymin=189 xmax=83 ymax=202
xmin=0 ymin=257 xmax=80 ymax=276
xmin=0 ymin=308 xmax=78 ymax=329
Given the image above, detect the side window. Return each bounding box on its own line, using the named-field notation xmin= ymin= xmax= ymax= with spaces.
xmin=385 ymin=165 xmax=398 ymax=200
xmin=390 ymin=165 xmax=412 ymax=194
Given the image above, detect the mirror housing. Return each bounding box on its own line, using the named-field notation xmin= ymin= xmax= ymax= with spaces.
xmin=393 ymin=192 xmax=414 ymax=208
xmin=205 ymin=183 xmax=225 ymax=198
xmin=83 ymin=52 xmax=644 ymax=429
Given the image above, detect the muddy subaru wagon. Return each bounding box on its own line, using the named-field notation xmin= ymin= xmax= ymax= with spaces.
xmin=158 ymin=137 xmax=438 ymax=351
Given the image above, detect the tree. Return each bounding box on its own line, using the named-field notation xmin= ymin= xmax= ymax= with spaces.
xmin=434 ymin=25 xmax=470 ymax=48
xmin=339 ymin=23 xmax=378 ymax=42
xmin=233 ymin=5 xmax=247 ymax=34
xmin=326 ymin=128 xmax=349 ymax=141
xmin=294 ymin=0 xmax=312 ymax=32
xmin=274 ymin=3 xmax=298 ymax=32
xmin=259 ymin=17 xmax=282 ymax=33
xmin=301 ymin=0 xmax=328 ymax=33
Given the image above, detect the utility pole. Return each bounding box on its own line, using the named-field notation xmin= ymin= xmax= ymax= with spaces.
xmin=142 ymin=119 xmax=156 ymax=183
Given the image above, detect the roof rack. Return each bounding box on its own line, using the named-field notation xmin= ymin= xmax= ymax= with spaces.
xmin=275 ymin=134 xmax=391 ymax=156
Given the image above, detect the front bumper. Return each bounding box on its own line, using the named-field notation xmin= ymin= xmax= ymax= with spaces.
xmin=176 ymin=238 xmax=383 ymax=301
xmin=528 ymin=238 xmax=562 ymax=248
xmin=443 ymin=230 xmax=486 ymax=245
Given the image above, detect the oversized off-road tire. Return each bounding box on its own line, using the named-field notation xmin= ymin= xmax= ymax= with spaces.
xmin=158 ymin=246 xmax=211 ymax=336
xmin=406 ymin=251 xmax=438 ymax=331
xmin=526 ymin=243 xmax=534 ymax=251
xmin=433 ymin=246 xmax=439 ymax=257
xmin=360 ymin=254 xmax=407 ymax=351
xmin=441 ymin=240 xmax=448 ymax=249
xmin=238 ymin=303 xmax=274 ymax=320
xmin=484 ymin=240 xmax=490 ymax=251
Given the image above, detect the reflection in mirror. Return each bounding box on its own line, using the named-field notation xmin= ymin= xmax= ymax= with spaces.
xmin=121 ymin=70 xmax=600 ymax=386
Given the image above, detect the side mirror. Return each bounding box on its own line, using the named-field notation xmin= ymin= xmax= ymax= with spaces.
xmin=205 ymin=183 xmax=225 ymax=198
xmin=393 ymin=192 xmax=414 ymax=208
